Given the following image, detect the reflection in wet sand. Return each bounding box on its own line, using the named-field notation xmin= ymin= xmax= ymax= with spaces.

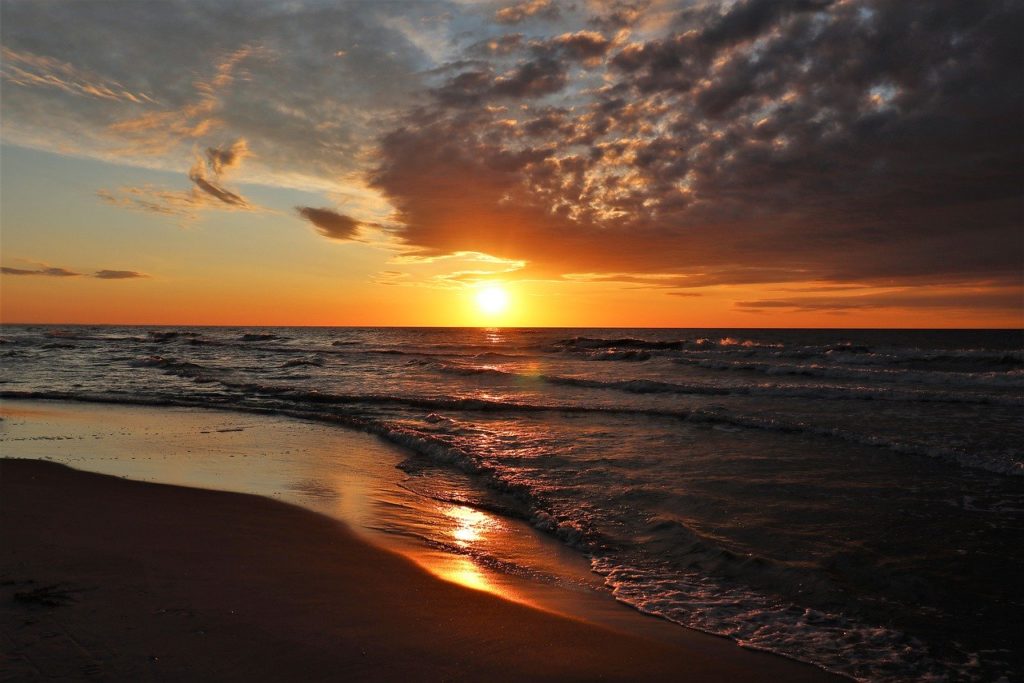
xmin=447 ymin=504 xmax=492 ymax=547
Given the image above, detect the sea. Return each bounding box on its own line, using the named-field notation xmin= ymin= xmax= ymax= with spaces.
xmin=1 ymin=326 xmax=1022 ymax=682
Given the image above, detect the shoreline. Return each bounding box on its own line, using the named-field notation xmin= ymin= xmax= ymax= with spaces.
xmin=0 ymin=398 xmax=615 ymax=619
xmin=1 ymin=458 xmax=838 ymax=681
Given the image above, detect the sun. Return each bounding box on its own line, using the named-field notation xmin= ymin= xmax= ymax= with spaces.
xmin=476 ymin=285 xmax=509 ymax=315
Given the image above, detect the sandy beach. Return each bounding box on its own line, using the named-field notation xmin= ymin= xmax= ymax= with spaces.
xmin=1 ymin=455 xmax=838 ymax=681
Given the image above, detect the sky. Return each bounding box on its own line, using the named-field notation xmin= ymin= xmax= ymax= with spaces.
xmin=1 ymin=0 xmax=1021 ymax=327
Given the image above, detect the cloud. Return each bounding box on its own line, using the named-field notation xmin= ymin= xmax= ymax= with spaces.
xmin=1 ymin=266 xmax=80 ymax=277
xmin=206 ymin=139 xmax=249 ymax=175
xmin=491 ymin=57 xmax=567 ymax=98
xmin=368 ymin=0 xmax=1024 ymax=302
xmin=108 ymin=46 xmax=264 ymax=155
xmin=108 ymin=47 xmax=270 ymax=156
xmin=735 ymin=288 xmax=1024 ymax=313
xmin=588 ymin=1 xmax=648 ymax=31
xmin=2 ymin=0 xmax=1022 ymax=319
xmin=96 ymin=187 xmax=198 ymax=217
xmin=0 ymin=46 xmax=157 ymax=104
xmin=296 ymin=207 xmax=362 ymax=241
xmin=468 ymin=34 xmax=525 ymax=57
xmin=188 ymin=160 xmax=249 ymax=207
xmin=97 ymin=137 xmax=254 ymax=216
xmin=2 ymin=264 xmax=147 ymax=279
xmin=0 ymin=1 xmax=437 ymax=189
xmin=94 ymin=270 xmax=149 ymax=279
xmin=495 ymin=0 xmax=560 ymax=25
xmin=186 ymin=138 xmax=251 ymax=207
xmin=550 ymin=31 xmax=613 ymax=63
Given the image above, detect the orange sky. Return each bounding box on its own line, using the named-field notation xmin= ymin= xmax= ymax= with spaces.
xmin=1 ymin=1 xmax=1021 ymax=328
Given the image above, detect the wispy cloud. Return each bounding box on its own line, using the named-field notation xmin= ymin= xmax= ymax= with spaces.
xmin=96 ymin=187 xmax=198 ymax=217
xmin=97 ymin=138 xmax=255 ymax=218
xmin=109 ymin=46 xmax=265 ymax=154
xmin=0 ymin=46 xmax=157 ymax=104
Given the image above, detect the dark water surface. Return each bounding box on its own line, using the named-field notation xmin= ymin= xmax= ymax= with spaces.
xmin=2 ymin=326 xmax=1022 ymax=681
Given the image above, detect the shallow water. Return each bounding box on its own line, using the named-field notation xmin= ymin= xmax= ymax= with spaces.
xmin=0 ymin=401 xmax=609 ymax=615
xmin=2 ymin=326 xmax=1022 ymax=681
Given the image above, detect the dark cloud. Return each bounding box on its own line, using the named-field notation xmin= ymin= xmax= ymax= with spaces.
xmin=188 ymin=172 xmax=248 ymax=207
xmin=2 ymin=266 xmax=80 ymax=277
xmin=736 ymin=289 xmax=1024 ymax=313
xmin=548 ymin=31 xmax=613 ymax=63
xmin=185 ymin=138 xmax=251 ymax=207
xmin=94 ymin=270 xmax=148 ymax=279
xmin=698 ymin=0 xmax=834 ymax=50
xmin=435 ymin=70 xmax=495 ymax=106
xmin=370 ymin=0 xmax=1024 ymax=299
xmin=434 ymin=56 xmax=568 ymax=106
xmin=296 ymin=207 xmax=362 ymax=241
xmin=2 ymin=265 xmax=148 ymax=279
xmin=206 ymin=139 xmax=248 ymax=175
xmin=491 ymin=57 xmax=567 ymax=97
xmin=589 ymin=1 xmax=648 ymax=31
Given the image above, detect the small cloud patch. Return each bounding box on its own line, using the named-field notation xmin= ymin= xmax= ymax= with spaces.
xmin=296 ymin=206 xmax=362 ymax=241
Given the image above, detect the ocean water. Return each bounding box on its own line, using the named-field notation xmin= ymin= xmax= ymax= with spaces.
xmin=1 ymin=326 xmax=1022 ymax=681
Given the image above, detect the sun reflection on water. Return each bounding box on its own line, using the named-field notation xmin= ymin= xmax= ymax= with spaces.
xmin=445 ymin=504 xmax=494 ymax=547
xmin=423 ymin=504 xmax=505 ymax=595
xmin=482 ymin=328 xmax=505 ymax=344
xmin=433 ymin=556 xmax=493 ymax=593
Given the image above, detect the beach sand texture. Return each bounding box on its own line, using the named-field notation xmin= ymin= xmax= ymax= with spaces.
xmin=1 ymin=457 xmax=836 ymax=681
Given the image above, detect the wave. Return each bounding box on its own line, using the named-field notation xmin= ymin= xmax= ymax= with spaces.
xmin=5 ymin=387 xmax=1020 ymax=477
xmin=281 ymin=356 xmax=325 ymax=368
xmin=586 ymin=349 xmax=652 ymax=361
xmin=679 ymin=357 xmax=1024 ymax=389
xmin=556 ymin=336 xmax=687 ymax=351
xmin=594 ymin=557 xmax=976 ymax=682
xmin=552 ymin=334 xmax=1023 ymax=372
xmin=430 ymin=360 xmax=1023 ymax=406
xmin=148 ymin=330 xmax=203 ymax=343
xmin=0 ymin=388 xmax=998 ymax=682
xmin=240 ymin=333 xmax=284 ymax=342
xmin=130 ymin=355 xmax=223 ymax=383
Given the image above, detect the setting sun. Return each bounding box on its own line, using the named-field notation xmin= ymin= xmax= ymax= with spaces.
xmin=476 ymin=285 xmax=509 ymax=316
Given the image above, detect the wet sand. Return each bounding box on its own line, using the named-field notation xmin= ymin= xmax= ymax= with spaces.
xmin=0 ymin=458 xmax=838 ymax=681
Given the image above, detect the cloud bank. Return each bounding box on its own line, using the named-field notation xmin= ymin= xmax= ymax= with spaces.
xmin=371 ymin=0 xmax=1023 ymax=304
